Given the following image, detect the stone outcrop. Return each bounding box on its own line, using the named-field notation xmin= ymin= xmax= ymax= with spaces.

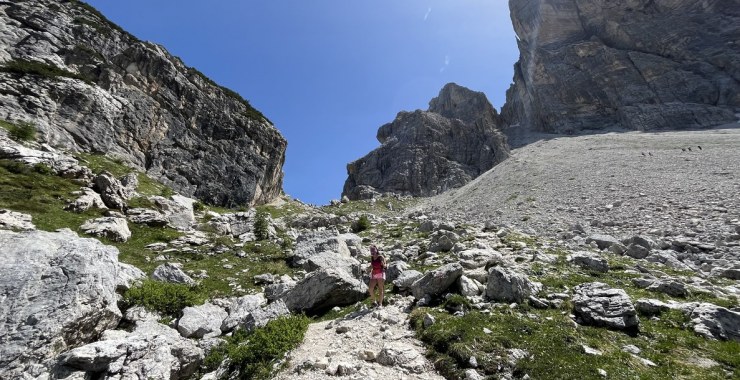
xmin=0 ymin=0 xmax=286 ymax=207
xmin=573 ymin=282 xmax=639 ymax=330
xmin=501 ymin=0 xmax=740 ymax=137
xmin=0 ymin=229 xmax=121 ymax=379
xmin=343 ymin=83 xmax=509 ymax=200
xmin=282 ymin=268 xmax=368 ymax=313
xmin=485 ymin=267 xmax=542 ymax=303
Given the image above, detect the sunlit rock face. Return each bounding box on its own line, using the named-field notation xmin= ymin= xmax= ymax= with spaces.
xmin=0 ymin=0 xmax=286 ymax=207
xmin=501 ymin=0 xmax=740 ymax=136
xmin=342 ymin=83 xmax=509 ymax=200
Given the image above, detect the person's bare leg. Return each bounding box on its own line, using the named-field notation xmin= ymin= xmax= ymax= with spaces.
xmin=368 ymin=279 xmax=377 ymax=305
xmin=378 ymin=279 xmax=385 ymax=306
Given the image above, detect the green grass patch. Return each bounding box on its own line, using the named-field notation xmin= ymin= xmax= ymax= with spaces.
xmin=203 ymin=314 xmax=310 ymax=379
xmin=1 ymin=59 xmax=92 ymax=84
xmin=0 ymin=119 xmax=36 ymax=142
xmin=76 ymin=153 xmax=172 ymax=197
xmin=121 ymin=279 xmax=205 ymax=318
xmin=410 ymin=307 xmax=739 ymax=379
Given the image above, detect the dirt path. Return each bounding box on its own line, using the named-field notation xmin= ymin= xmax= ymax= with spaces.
xmin=274 ymin=297 xmax=444 ymax=380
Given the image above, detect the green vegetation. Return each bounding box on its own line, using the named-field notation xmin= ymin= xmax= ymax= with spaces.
xmin=254 ymin=210 xmax=270 ymax=241
xmin=76 ymin=153 xmax=171 ymax=197
xmin=0 ymin=59 xmax=92 ymax=84
xmin=121 ymin=279 xmax=204 ymax=318
xmin=410 ymin=307 xmax=739 ymax=379
xmin=0 ymin=120 xmax=36 ymax=142
xmin=352 ymin=214 xmax=371 ymax=233
xmin=204 ymin=314 xmax=310 ymax=379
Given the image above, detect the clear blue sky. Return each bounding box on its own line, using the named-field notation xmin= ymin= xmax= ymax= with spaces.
xmin=84 ymin=1 xmax=519 ymax=205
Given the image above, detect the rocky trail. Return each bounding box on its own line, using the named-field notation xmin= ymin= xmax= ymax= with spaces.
xmin=275 ymin=298 xmax=444 ymax=380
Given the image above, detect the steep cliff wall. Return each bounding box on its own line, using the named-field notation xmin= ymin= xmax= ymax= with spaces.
xmin=501 ymin=0 xmax=740 ymax=135
xmin=342 ymin=83 xmax=509 ymax=200
xmin=0 ymin=0 xmax=286 ymax=207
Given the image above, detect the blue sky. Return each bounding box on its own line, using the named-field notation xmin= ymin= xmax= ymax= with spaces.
xmin=84 ymin=1 xmax=519 ymax=205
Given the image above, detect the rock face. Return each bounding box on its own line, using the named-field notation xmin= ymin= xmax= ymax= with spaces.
xmin=0 ymin=0 xmax=286 ymax=207
xmin=343 ymin=83 xmax=509 ymax=200
xmin=0 ymin=229 xmax=121 ymax=379
xmin=502 ymin=0 xmax=739 ymax=137
xmin=573 ymin=282 xmax=639 ymax=330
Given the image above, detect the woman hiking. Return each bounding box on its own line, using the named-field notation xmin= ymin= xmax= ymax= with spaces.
xmin=367 ymin=245 xmax=386 ymax=308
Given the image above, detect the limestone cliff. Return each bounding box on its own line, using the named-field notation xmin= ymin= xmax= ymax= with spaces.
xmin=342 ymin=83 xmax=509 ymax=200
xmin=0 ymin=0 xmax=286 ymax=207
xmin=502 ymin=0 xmax=740 ymax=136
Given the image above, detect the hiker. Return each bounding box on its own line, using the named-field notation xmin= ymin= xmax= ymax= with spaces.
xmin=367 ymin=245 xmax=386 ymax=307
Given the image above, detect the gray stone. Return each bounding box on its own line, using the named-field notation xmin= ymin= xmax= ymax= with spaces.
xmin=343 ymin=83 xmax=509 ymax=200
xmin=303 ymin=250 xmax=363 ymax=278
xmin=688 ymin=303 xmax=740 ymax=342
xmin=386 ymin=260 xmax=410 ymax=283
xmin=458 ymin=248 xmax=504 ymax=269
xmin=56 ymin=320 xmax=203 ymax=379
xmin=127 ymin=208 xmax=169 ymax=227
xmin=501 ymin=0 xmax=738 ymax=137
xmin=242 ymin=300 xmax=291 ymax=331
xmin=149 ymin=196 xmax=196 ymax=230
xmin=647 ymin=279 xmax=690 ymax=298
xmin=65 ymin=188 xmax=108 ymax=213
xmin=80 ymin=215 xmax=132 ymax=242
xmin=458 ymin=275 xmax=482 ymax=297
xmin=376 ymin=342 xmax=428 ymax=374
xmin=0 ymin=229 xmax=121 ymax=379
xmin=428 ymin=230 xmax=460 ymax=252
xmin=571 ymin=252 xmax=609 ymax=273
xmin=625 ymin=243 xmax=650 ymax=259
xmin=0 ymin=208 xmax=35 ymax=230
xmin=586 ymin=234 xmax=620 ymax=250
xmin=485 ymin=267 xmax=542 ymax=303
xmin=152 ymin=263 xmax=196 ymax=285
xmin=93 ymin=172 xmax=132 ymax=211
xmin=0 ymin=0 xmax=286 ymax=207
xmin=220 ymin=294 xmax=267 ymax=332
xmin=116 ymin=262 xmax=146 ymax=292
xmin=410 ymin=263 xmax=464 ymax=300
xmin=177 ymin=303 xmax=228 ymax=339
xmin=573 ymin=282 xmax=639 ymax=330
xmin=290 ymin=230 xmax=355 ymax=266
xmin=282 ymin=268 xmax=368 ymax=313
xmin=393 ymin=270 xmax=424 ymax=291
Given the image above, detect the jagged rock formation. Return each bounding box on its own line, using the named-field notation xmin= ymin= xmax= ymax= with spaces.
xmin=0 ymin=0 xmax=286 ymax=207
xmin=343 ymin=83 xmax=509 ymax=200
xmin=501 ymin=0 xmax=740 ymax=136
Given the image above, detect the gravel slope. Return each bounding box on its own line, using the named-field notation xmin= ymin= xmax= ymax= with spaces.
xmin=418 ymin=126 xmax=740 ymax=244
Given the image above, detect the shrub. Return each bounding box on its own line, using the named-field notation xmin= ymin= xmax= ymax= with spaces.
xmin=121 ymin=279 xmax=202 ymax=317
xmin=0 ymin=59 xmax=91 ymax=84
xmin=32 ymin=163 xmax=54 ymax=175
xmin=193 ymin=201 xmax=206 ymax=212
xmin=254 ymin=210 xmax=270 ymax=241
xmin=0 ymin=159 xmax=31 ymax=175
xmin=352 ymin=214 xmax=371 ymax=233
xmin=205 ymin=314 xmax=310 ymax=379
xmin=1 ymin=120 xmax=36 ymax=142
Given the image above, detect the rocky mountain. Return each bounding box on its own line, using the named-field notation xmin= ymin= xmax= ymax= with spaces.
xmin=0 ymin=0 xmax=286 ymax=207
xmin=501 ymin=0 xmax=740 ymax=136
xmin=342 ymin=83 xmax=509 ymax=200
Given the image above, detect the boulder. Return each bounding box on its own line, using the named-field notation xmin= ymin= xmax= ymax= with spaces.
xmin=56 ymin=320 xmax=203 ymax=379
xmin=0 ymin=229 xmax=121 ymax=379
xmin=393 ymin=270 xmax=424 ymax=291
xmin=127 ymin=208 xmax=169 ymax=227
xmin=376 ymin=342 xmax=429 ymax=374
xmin=573 ymin=282 xmax=639 ymax=330
xmin=570 ymin=252 xmax=609 ymax=273
xmin=625 ymin=243 xmax=650 ymax=259
xmin=177 ymin=303 xmax=228 ymax=339
xmin=585 ymin=234 xmax=620 ymax=250
xmin=386 ymin=260 xmax=410 ymax=283
xmin=220 ymin=294 xmax=267 ymax=332
xmin=149 ymin=196 xmax=196 ymax=230
xmin=458 ymin=275 xmax=482 ymax=297
xmin=290 ymin=230 xmax=355 ymax=266
xmin=688 ymin=303 xmax=740 ymax=342
xmin=65 ymin=188 xmax=108 ymax=213
xmin=458 ymin=248 xmax=504 ymax=269
xmin=303 ymin=250 xmax=363 ymax=277
xmin=410 ymin=263 xmax=464 ymax=300
xmin=485 ymin=267 xmax=542 ymax=303
xmin=80 ymin=215 xmax=132 ymax=242
xmin=0 ymin=208 xmax=35 ymax=230
xmin=116 ymin=262 xmax=146 ymax=292
xmin=647 ymin=279 xmax=690 ymax=298
xmin=241 ymin=300 xmax=291 ymax=331
xmin=152 ymin=263 xmax=196 ymax=285
xmin=93 ymin=172 xmax=133 ymax=211
xmin=282 ymin=268 xmax=368 ymax=313
xmin=428 ymin=230 xmax=459 ymax=252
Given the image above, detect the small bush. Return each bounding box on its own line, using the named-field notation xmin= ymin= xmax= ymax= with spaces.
xmin=121 ymin=279 xmax=202 ymax=317
xmin=1 ymin=120 xmax=36 ymax=142
xmin=205 ymin=314 xmax=310 ymax=379
xmin=193 ymin=201 xmax=206 ymax=212
xmin=352 ymin=215 xmax=371 ymax=233
xmin=0 ymin=59 xmax=91 ymax=84
xmin=254 ymin=210 xmax=270 ymax=241
xmin=0 ymin=159 xmax=31 ymax=175
xmin=33 ymin=163 xmax=54 ymax=175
